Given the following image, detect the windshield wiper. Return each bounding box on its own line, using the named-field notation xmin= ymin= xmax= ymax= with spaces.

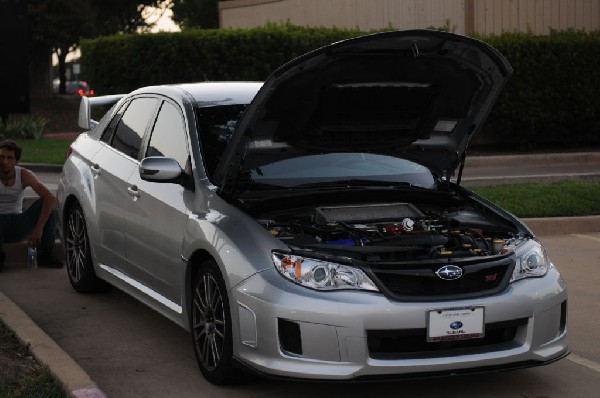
xmin=293 ymin=179 xmax=427 ymax=189
xmin=234 ymin=181 xmax=287 ymax=190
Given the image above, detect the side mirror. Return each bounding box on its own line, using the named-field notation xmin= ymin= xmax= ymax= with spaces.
xmin=139 ymin=157 xmax=182 ymax=182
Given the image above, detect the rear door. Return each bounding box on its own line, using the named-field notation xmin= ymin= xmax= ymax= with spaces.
xmin=90 ymin=96 xmax=159 ymax=272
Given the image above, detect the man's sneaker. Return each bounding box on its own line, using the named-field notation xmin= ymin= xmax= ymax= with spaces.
xmin=38 ymin=251 xmax=63 ymax=268
xmin=0 ymin=251 xmax=5 ymax=272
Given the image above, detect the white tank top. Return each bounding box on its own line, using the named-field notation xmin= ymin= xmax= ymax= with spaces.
xmin=0 ymin=166 xmax=25 ymax=214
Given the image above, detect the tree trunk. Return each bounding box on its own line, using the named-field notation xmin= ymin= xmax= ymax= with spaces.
xmin=29 ymin=42 xmax=53 ymax=99
xmin=57 ymin=48 xmax=68 ymax=95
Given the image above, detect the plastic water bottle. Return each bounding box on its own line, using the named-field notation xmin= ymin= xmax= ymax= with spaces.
xmin=27 ymin=246 xmax=38 ymax=269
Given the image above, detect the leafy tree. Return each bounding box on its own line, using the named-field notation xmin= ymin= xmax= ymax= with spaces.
xmin=170 ymin=0 xmax=218 ymax=29
xmin=27 ymin=0 xmax=162 ymax=97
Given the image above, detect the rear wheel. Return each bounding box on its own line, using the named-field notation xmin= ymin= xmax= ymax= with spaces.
xmin=65 ymin=202 xmax=111 ymax=293
xmin=191 ymin=260 xmax=244 ymax=385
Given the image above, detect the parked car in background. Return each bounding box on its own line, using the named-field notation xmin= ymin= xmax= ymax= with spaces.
xmin=75 ymin=81 xmax=94 ymax=96
xmin=53 ymin=79 xmax=95 ymax=96
xmin=57 ymin=30 xmax=569 ymax=385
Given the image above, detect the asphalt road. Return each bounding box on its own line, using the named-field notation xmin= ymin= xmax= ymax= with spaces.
xmin=0 ymin=233 xmax=599 ymax=398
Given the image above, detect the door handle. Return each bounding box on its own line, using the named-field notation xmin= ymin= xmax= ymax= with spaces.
xmin=91 ymin=163 xmax=101 ymax=177
xmin=127 ymin=185 xmax=140 ymax=199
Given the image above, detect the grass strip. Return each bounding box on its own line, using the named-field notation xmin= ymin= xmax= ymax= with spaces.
xmin=15 ymin=138 xmax=74 ymax=165
xmin=0 ymin=320 xmax=67 ymax=398
xmin=471 ymin=180 xmax=600 ymax=218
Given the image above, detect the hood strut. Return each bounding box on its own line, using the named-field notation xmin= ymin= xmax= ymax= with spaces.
xmin=456 ymin=124 xmax=477 ymax=186
xmin=456 ymin=152 xmax=467 ymax=186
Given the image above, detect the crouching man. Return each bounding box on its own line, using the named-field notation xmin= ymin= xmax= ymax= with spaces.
xmin=0 ymin=140 xmax=62 ymax=270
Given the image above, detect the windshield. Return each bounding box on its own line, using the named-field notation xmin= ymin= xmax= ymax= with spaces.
xmin=244 ymin=152 xmax=435 ymax=189
xmin=197 ymin=104 xmax=248 ymax=179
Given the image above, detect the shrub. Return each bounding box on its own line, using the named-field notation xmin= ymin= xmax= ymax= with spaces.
xmin=476 ymin=30 xmax=600 ymax=151
xmin=80 ymin=24 xmax=363 ymax=94
xmin=0 ymin=116 xmax=47 ymax=140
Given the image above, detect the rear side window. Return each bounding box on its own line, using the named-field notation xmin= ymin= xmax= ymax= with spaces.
xmin=146 ymin=101 xmax=189 ymax=170
xmin=112 ymin=97 xmax=159 ymax=159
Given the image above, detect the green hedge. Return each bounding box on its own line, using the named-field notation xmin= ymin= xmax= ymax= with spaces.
xmin=81 ymin=25 xmax=363 ymax=93
xmin=476 ymin=31 xmax=600 ymax=150
xmin=81 ymin=26 xmax=600 ymax=151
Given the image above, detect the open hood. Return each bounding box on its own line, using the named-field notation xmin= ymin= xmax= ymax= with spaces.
xmin=214 ymin=30 xmax=511 ymax=195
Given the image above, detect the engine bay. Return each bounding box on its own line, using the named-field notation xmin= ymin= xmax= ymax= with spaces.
xmin=257 ymin=199 xmax=526 ymax=262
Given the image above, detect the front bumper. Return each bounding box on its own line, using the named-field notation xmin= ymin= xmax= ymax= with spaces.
xmin=231 ymin=266 xmax=568 ymax=380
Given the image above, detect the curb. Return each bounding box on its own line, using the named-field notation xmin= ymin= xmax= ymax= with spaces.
xmin=0 ymin=290 xmax=108 ymax=398
xmin=461 ymin=172 xmax=600 ymax=187
xmin=523 ymin=215 xmax=600 ymax=236
xmin=464 ymin=151 xmax=600 ymax=168
xmin=20 ymin=162 xmax=64 ymax=173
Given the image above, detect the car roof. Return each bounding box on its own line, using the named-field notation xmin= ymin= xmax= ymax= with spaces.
xmin=131 ymin=82 xmax=263 ymax=107
xmin=79 ymin=82 xmax=263 ymax=131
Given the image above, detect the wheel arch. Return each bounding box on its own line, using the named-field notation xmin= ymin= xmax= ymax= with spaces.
xmin=61 ymin=194 xmax=81 ymax=237
xmin=185 ymin=249 xmax=219 ymax=323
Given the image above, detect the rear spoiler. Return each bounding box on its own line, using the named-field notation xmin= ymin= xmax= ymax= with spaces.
xmin=78 ymin=94 xmax=125 ymax=130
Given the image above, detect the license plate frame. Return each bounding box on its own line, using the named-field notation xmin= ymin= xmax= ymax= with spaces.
xmin=427 ymin=306 xmax=485 ymax=342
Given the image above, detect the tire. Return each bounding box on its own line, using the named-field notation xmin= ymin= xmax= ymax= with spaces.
xmin=64 ymin=202 xmax=111 ymax=293
xmin=191 ymin=260 xmax=245 ymax=385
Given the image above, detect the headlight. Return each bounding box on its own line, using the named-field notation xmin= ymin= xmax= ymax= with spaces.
xmin=272 ymin=252 xmax=379 ymax=291
xmin=510 ymin=240 xmax=551 ymax=282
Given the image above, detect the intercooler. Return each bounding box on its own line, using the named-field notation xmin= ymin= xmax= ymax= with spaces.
xmin=315 ymin=203 xmax=425 ymax=224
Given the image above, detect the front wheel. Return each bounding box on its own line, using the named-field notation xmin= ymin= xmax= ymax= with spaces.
xmin=191 ymin=260 xmax=245 ymax=385
xmin=64 ymin=202 xmax=111 ymax=293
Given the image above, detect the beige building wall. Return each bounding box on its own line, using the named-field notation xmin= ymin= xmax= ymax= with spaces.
xmin=220 ymin=0 xmax=467 ymax=32
xmin=473 ymin=0 xmax=600 ymax=35
xmin=219 ymin=0 xmax=600 ymax=35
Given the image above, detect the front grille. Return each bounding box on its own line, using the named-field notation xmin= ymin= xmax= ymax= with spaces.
xmin=368 ymin=257 xmax=514 ymax=301
xmin=368 ymin=318 xmax=527 ymax=359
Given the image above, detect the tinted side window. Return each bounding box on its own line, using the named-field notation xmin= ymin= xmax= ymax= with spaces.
xmin=112 ymin=97 xmax=158 ymax=159
xmin=146 ymin=101 xmax=189 ymax=170
xmin=100 ymin=102 xmax=127 ymax=144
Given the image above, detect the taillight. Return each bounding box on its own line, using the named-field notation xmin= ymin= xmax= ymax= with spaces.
xmin=78 ymin=89 xmax=84 ymax=96
xmin=66 ymin=146 xmax=73 ymax=159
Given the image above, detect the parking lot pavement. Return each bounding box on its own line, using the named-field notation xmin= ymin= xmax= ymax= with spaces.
xmin=0 ymin=233 xmax=599 ymax=397
xmin=1 ymin=152 xmax=598 ymax=397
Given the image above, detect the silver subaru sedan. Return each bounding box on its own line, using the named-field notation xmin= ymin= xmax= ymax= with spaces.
xmin=57 ymin=30 xmax=569 ymax=385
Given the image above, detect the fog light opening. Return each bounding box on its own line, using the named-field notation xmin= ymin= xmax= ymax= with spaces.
xmin=560 ymin=300 xmax=568 ymax=335
xmin=278 ymin=318 xmax=302 ymax=356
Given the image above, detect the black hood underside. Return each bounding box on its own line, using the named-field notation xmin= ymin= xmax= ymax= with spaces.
xmin=215 ymin=30 xmax=512 ymax=197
